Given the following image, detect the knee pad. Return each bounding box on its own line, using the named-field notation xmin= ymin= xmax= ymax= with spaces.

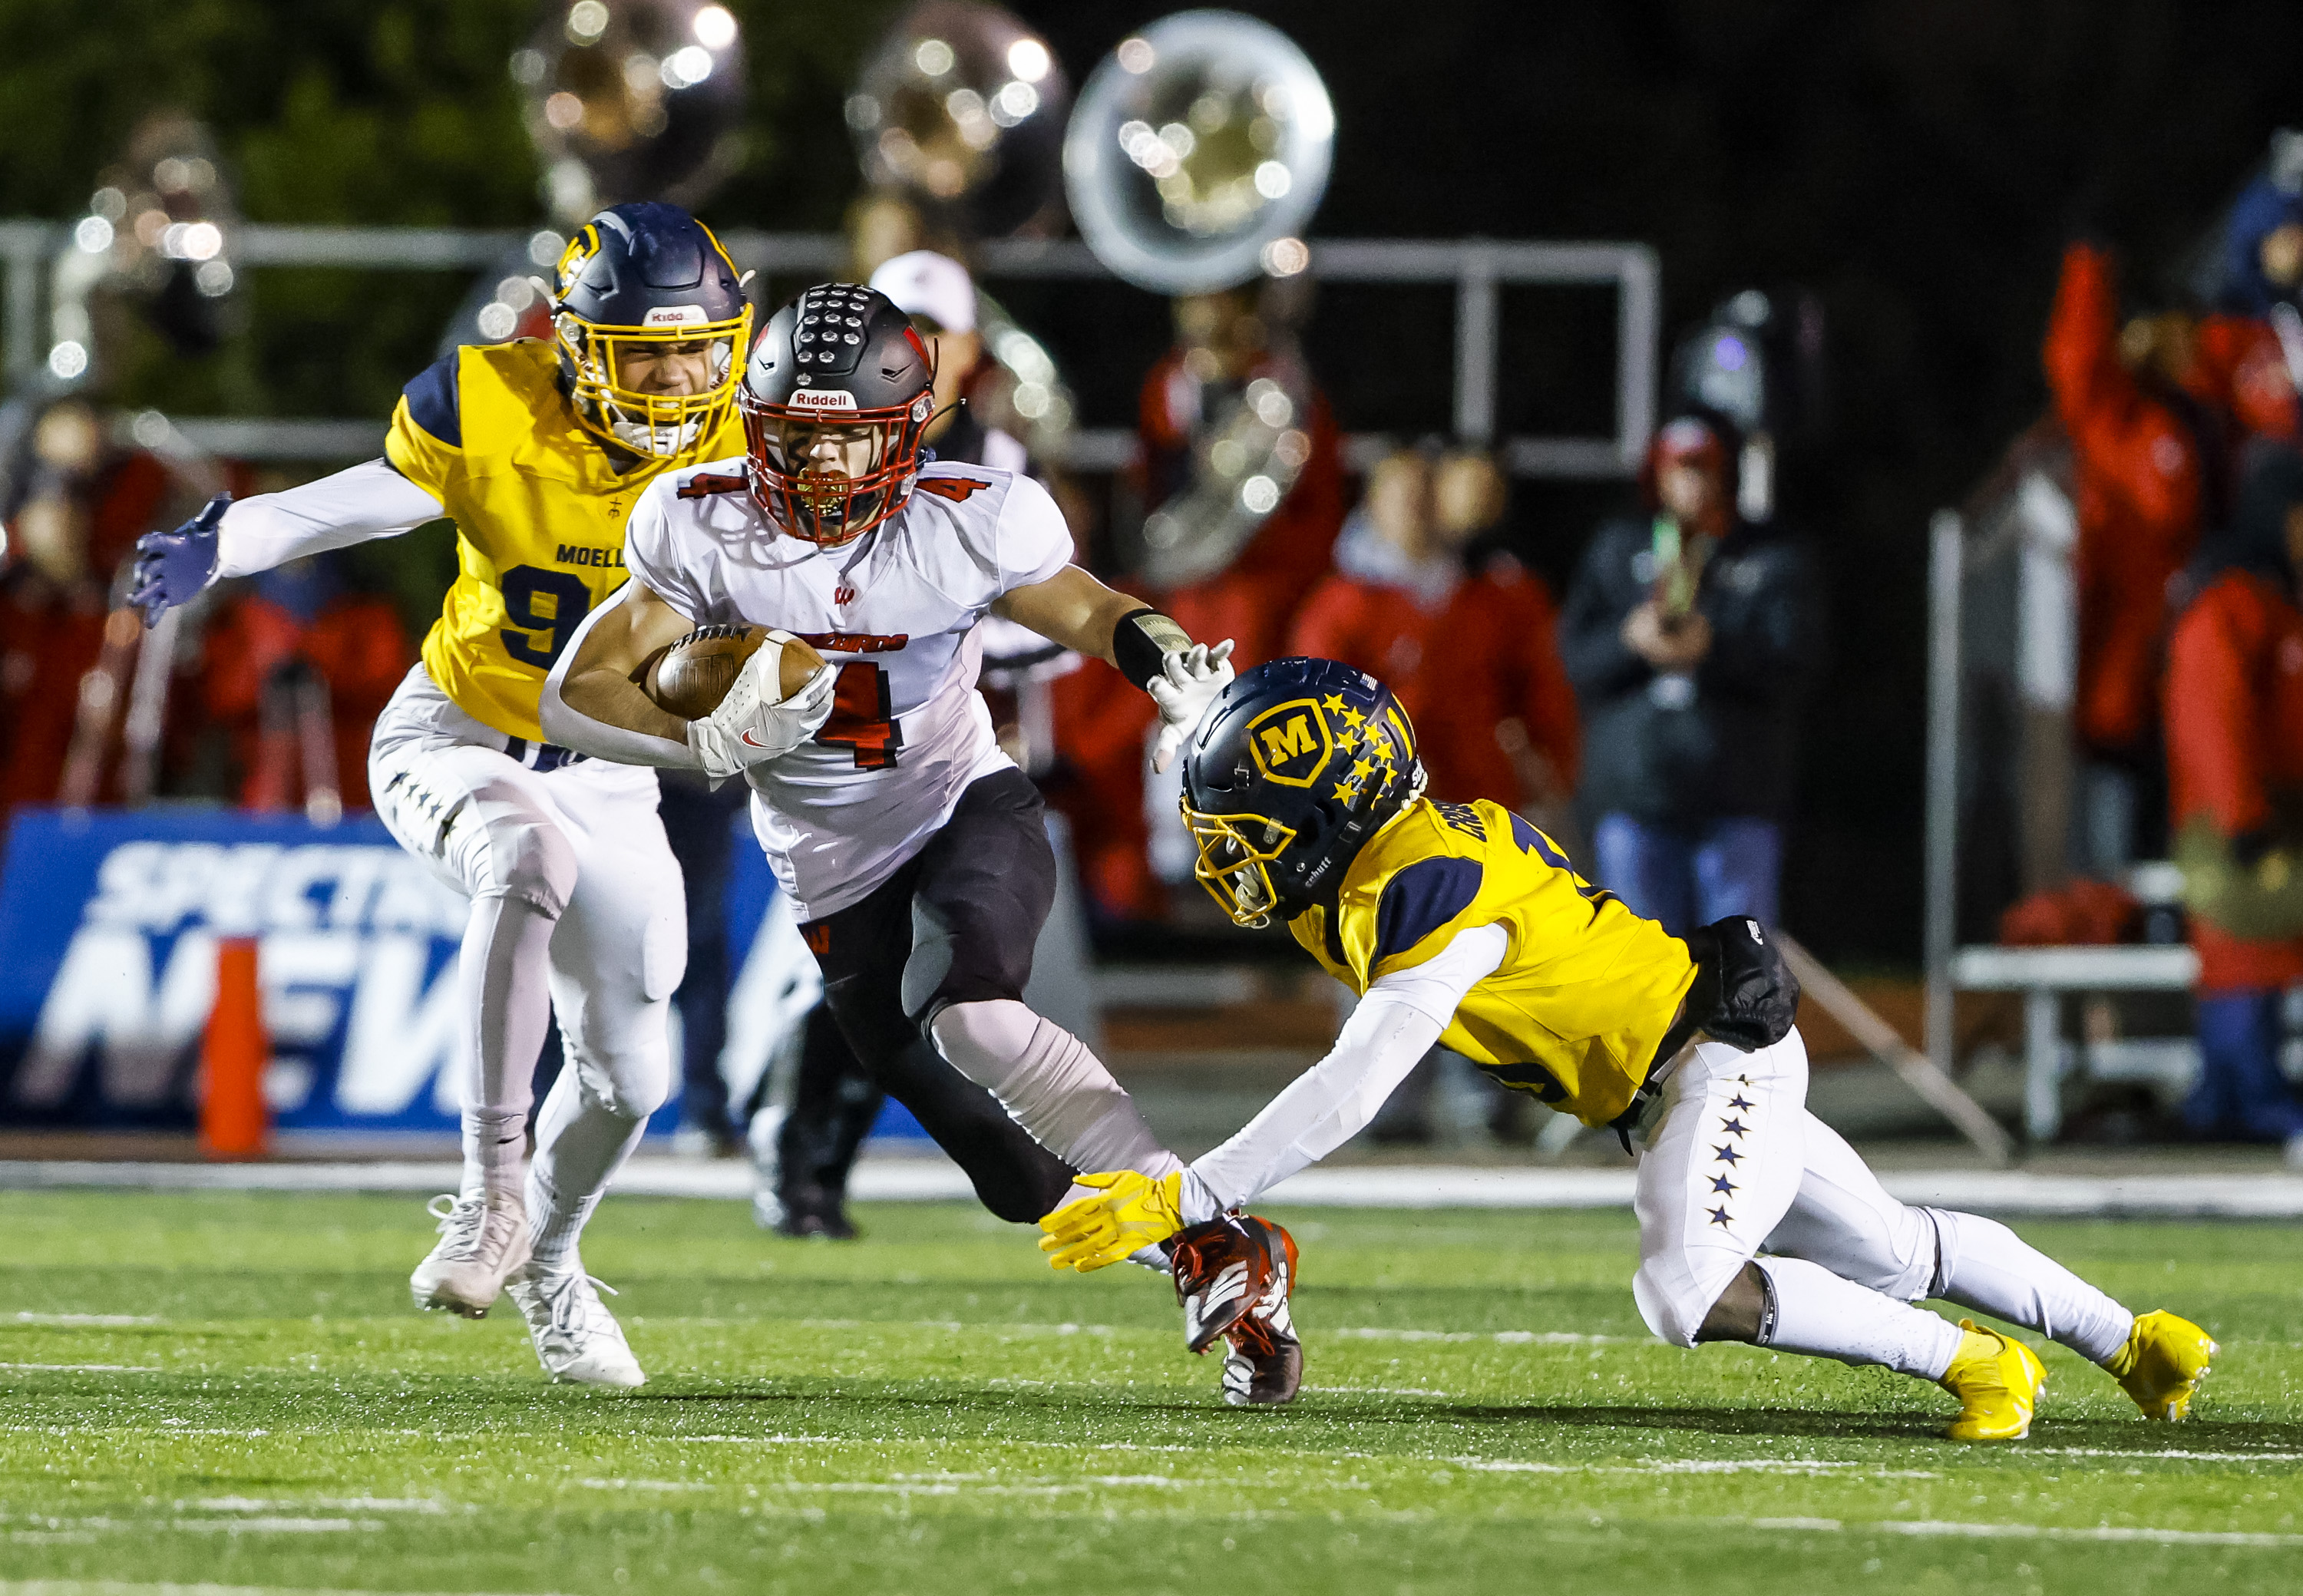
xmin=568 ymin=1028 xmax=672 ymax=1123
xmin=481 ymin=813 xmax=579 ymax=917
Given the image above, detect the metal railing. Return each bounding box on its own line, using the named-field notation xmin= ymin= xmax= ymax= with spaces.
xmin=0 ymin=222 xmax=1659 ymax=477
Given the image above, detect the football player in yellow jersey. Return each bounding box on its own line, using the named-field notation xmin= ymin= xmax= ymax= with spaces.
xmin=1041 ymin=656 xmax=2219 ymax=1440
xmin=128 ymin=203 xmax=758 ymax=1387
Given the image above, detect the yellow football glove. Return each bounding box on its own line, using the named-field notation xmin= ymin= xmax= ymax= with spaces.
xmin=1038 ymin=1170 xmax=1185 ymax=1272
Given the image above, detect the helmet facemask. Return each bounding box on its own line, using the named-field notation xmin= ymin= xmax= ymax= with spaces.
xmin=740 ymin=388 xmax=933 ymax=548
xmin=556 ymin=307 xmax=751 ymax=458
xmin=1181 ymin=807 xmax=1300 ymax=929
xmin=1181 ymin=684 xmax=1429 ymax=930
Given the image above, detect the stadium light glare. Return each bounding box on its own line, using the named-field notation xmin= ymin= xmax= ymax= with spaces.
xmin=693 ymin=5 xmax=737 ymax=49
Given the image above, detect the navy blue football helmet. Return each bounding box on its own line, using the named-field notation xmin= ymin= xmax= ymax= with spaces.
xmin=1179 ymin=657 xmax=1426 ymax=927
xmin=552 ymin=202 xmax=752 ymax=457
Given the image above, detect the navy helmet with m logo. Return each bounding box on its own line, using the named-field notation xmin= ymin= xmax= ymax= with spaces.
xmin=1180 ymin=656 xmax=1426 ymax=927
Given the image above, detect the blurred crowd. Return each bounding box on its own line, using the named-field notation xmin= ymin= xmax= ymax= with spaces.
xmin=24 ymin=0 xmax=2303 ymax=1171
xmin=2019 ymin=141 xmax=2303 ymax=1152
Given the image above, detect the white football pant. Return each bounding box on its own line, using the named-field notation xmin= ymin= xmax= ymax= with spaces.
xmin=1632 ymin=1027 xmax=2131 ymax=1374
xmin=369 ymin=666 xmax=684 ymax=1273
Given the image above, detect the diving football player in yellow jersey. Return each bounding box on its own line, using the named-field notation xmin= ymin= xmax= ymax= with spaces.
xmin=1039 ymin=656 xmax=2219 ymax=1441
xmin=130 ymin=202 xmax=754 ymax=1386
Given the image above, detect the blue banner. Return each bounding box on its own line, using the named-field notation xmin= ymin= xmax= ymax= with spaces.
xmin=0 ymin=805 xmax=937 ymax=1144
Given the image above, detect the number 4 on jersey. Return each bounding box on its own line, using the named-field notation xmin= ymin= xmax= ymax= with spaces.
xmin=817 ymin=660 xmax=902 ymax=769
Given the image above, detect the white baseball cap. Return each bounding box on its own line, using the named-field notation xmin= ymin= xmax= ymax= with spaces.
xmin=867 ymin=249 xmax=977 ymax=335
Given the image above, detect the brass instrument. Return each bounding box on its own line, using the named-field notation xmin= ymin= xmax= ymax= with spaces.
xmin=847 ymin=2 xmax=1071 ymax=240
xmin=512 ymin=0 xmax=748 ymax=223
xmin=1065 ymin=12 xmax=1333 ymax=584
xmin=1062 ymin=10 xmax=1333 ymax=295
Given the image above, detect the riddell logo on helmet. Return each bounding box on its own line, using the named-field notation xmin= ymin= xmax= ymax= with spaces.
xmin=643 ymin=305 xmax=708 ymax=327
xmin=788 ymin=388 xmax=859 ymax=412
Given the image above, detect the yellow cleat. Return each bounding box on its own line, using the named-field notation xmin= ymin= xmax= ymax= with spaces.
xmin=2105 ymin=1310 xmax=2217 ymax=1421
xmin=1939 ymin=1319 xmax=2047 ymax=1442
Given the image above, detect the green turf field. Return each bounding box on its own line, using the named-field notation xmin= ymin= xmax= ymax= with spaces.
xmin=2 ymin=1191 xmax=2299 ymax=1596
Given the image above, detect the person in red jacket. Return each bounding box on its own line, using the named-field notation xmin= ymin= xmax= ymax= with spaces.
xmin=1044 ymin=658 xmax=1162 ymax=920
xmin=2044 ymin=243 xmax=2218 ymax=772
xmin=1137 ymin=282 xmax=1346 ymax=671
xmin=2163 ymin=441 xmax=2303 ymax=1157
xmin=196 ymin=553 xmax=411 ymax=812
xmin=0 ymin=399 xmax=203 ymax=817
xmin=1288 ymin=445 xmax=1578 ymax=819
xmin=2188 ymin=173 xmax=2303 ymax=450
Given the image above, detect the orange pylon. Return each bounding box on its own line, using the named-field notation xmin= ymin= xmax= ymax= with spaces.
xmin=200 ymin=937 xmax=269 ymax=1160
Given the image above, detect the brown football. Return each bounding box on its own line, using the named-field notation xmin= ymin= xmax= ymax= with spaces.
xmin=643 ymin=625 xmax=825 ymax=720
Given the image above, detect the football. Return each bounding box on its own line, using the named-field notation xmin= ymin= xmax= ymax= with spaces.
xmin=643 ymin=624 xmax=824 ymax=719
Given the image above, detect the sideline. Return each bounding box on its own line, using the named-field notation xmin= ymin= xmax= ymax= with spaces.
xmin=4 ymin=1158 xmax=2303 ymax=1217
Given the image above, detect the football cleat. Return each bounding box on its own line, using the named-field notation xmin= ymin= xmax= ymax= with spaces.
xmin=409 ymin=1189 xmax=530 ymax=1319
xmin=1939 ymin=1318 xmax=2047 ymax=1442
xmin=2106 ymin=1310 xmax=2217 ymax=1421
xmin=772 ymin=1185 xmax=859 ymax=1241
xmin=505 ymin=1266 xmax=646 ymax=1389
xmin=1169 ymin=1214 xmax=1303 ymax=1407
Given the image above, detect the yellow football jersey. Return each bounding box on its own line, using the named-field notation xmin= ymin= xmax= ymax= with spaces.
xmin=384 ymin=338 xmax=744 ymax=743
xmin=1290 ymin=797 xmax=1698 ymax=1125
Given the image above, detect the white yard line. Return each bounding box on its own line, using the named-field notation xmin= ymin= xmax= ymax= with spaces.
xmin=1 ymin=1518 xmax=376 ymax=1536
xmin=1745 ymin=1517 xmax=2303 ymax=1546
xmin=9 ymin=1314 xmax=164 ymax=1327
xmin=1329 ymin=1328 xmax=1625 ymax=1344
xmin=2026 ymin=1447 xmax=2303 ymax=1464
xmin=189 ymin=1498 xmax=448 ymax=1515
xmin=0 ymin=1363 xmax=159 ymax=1373
xmin=1469 ymin=1459 xmax=1938 ymax=1478
xmin=2 ymin=1583 xmax=563 ymax=1596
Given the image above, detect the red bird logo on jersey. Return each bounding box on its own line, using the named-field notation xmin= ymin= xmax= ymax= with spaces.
xmin=914 ymin=476 xmax=993 ymax=504
xmin=676 ymin=472 xmax=747 ymax=500
xmin=834 ymin=584 xmax=857 ymax=606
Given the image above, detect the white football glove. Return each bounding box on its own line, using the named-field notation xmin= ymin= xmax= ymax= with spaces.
xmin=1148 ymin=639 xmax=1235 ymax=774
xmin=686 ymin=630 xmax=838 ymax=780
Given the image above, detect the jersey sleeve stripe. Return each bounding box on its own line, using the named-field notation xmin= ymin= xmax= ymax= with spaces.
xmin=401 ymin=353 xmax=463 ymax=448
xmin=1372 ymin=855 xmax=1485 ymax=963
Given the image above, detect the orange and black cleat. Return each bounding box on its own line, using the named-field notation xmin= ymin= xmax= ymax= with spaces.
xmin=1169 ymin=1214 xmax=1303 ymax=1406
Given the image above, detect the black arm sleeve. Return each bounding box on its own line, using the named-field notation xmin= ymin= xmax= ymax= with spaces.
xmin=1110 ymin=607 xmax=1192 ymax=691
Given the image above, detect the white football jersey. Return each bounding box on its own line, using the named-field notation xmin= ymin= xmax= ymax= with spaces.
xmin=623 ymin=458 xmax=1073 ymax=919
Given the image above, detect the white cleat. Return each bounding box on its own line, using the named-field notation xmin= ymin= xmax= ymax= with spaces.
xmin=410 ymin=1190 xmax=531 ymax=1319
xmin=506 ymin=1266 xmax=646 ymax=1389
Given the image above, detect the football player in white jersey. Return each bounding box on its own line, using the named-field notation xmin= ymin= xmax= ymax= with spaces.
xmin=539 ymin=284 xmax=1304 ymax=1403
